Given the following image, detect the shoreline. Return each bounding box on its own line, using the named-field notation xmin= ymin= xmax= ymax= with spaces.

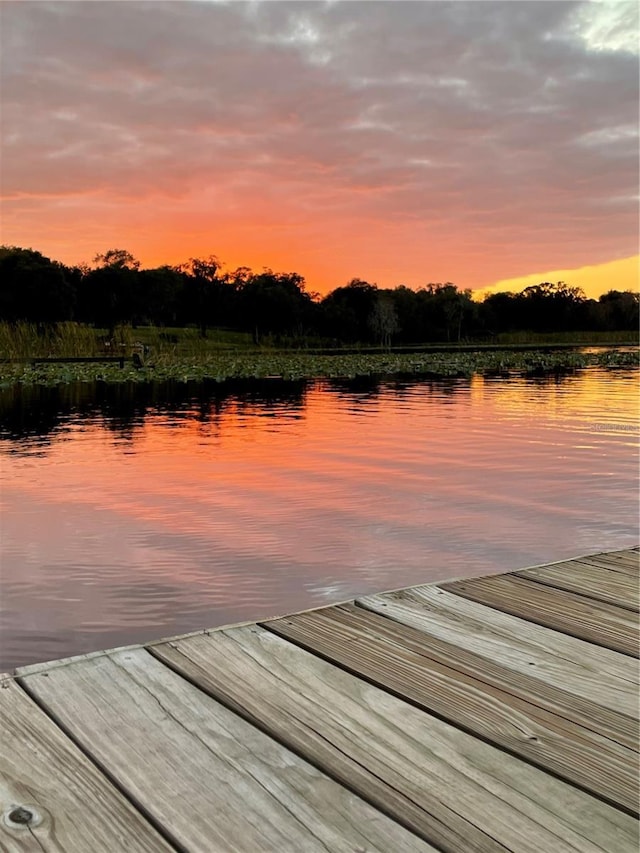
xmin=0 ymin=346 xmax=638 ymax=387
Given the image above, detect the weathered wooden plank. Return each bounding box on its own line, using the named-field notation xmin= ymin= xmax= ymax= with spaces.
xmin=153 ymin=626 xmax=638 ymax=853
xmin=514 ymin=561 xmax=638 ymax=612
xmin=585 ymin=549 xmax=639 ymax=566
xmin=0 ymin=675 xmax=173 ymax=853
xmin=578 ymin=553 xmax=639 ymax=577
xmin=441 ymin=574 xmax=639 ymax=656
xmin=358 ymin=586 xmax=639 ymax=719
xmin=595 ymin=548 xmax=639 ymax=563
xmin=266 ymin=604 xmax=639 ymax=812
xmin=17 ymin=650 xmax=434 ymax=853
xmin=595 ymin=548 xmax=638 ymax=559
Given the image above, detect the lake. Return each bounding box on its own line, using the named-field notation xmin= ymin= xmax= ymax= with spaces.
xmin=1 ymin=364 xmax=638 ymax=671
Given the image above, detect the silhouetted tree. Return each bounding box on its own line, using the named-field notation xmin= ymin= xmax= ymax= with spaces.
xmin=427 ymin=283 xmax=474 ymax=342
xmin=93 ymin=249 xmax=140 ymax=270
xmin=320 ymin=279 xmax=379 ymax=343
xmin=240 ymin=270 xmax=311 ymax=344
xmin=385 ymin=286 xmax=423 ymax=343
xmin=0 ymin=246 xmax=75 ymax=326
xmin=597 ymin=291 xmax=640 ymax=331
xmin=482 ymin=291 xmax=525 ymax=334
xmin=179 ymin=256 xmax=238 ymax=336
xmin=369 ymin=294 xmax=399 ymax=348
xmin=137 ymin=266 xmax=186 ymax=326
xmin=80 ymin=249 xmax=141 ymax=333
xmin=520 ymin=281 xmax=586 ymax=331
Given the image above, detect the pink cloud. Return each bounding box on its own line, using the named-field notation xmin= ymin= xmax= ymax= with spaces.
xmin=1 ymin=1 xmax=638 ymax=291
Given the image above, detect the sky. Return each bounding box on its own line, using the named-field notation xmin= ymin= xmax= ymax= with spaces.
xmin=1 ymin=0 xmax=638 ymax=298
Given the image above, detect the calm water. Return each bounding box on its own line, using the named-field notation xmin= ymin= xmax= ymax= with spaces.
xmin=1 ymin=366 xmax=638 ymax=671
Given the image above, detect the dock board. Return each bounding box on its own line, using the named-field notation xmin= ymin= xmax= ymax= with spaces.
xmin=2 ymin=547 xmax=639 ymax=852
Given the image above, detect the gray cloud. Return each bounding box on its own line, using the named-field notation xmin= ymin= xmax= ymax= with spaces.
xmin=1 ymin=0 xmax=638 ymax=285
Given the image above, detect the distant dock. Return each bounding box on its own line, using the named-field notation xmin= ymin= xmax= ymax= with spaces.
xmin=1 ymin=547 xmax=638 ymax=852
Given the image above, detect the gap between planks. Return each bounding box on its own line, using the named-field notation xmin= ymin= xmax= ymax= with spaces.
xmin=263 ymin=604 xmax=639 ymax=815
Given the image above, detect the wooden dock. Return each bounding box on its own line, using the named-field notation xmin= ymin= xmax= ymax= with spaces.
xmin=1 ymin=547 xmax=638 ymax=852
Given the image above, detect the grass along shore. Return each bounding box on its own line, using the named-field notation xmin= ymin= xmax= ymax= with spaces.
xmin=0 ymin=322 xmax=637 ymax=360
xmin=0 ymin=322 xmax=255 ymax=360
xmin=0 ymin=322 xmax=637 ymax=386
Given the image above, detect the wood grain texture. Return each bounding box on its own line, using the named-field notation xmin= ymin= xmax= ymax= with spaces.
xmin=593 ymin=548 xmax=638 ymax=559
xmin=0 ymin=675 xmax=172 ymax=853
xmin=266 ymin=604 xmax=639 ymax=812
xmin=575 ymin=548 xmax=640 ymax=578
xmin=357 ymin=586 xmax=639 ymax=720
xmin=441 ymin=574 xmax=639 ymax=656
xmin=577 ymin=553 xmax=639 ymax=578
xmin=579 ymin=562 xmax=638 ymax=579
xmin=596 ymin=548 xmax=639 ymax=561
xmin=17 ymin=650 xmax=433 ymax=853
xmin=152 ymin=626 xmax=638 ymax=853
xmin=576 ymin=552 xmax=639 ymax=569
xmin=515 ymin=561 xmax=638 ymax=611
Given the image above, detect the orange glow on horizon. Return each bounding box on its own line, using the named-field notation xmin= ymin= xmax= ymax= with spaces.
xmin=475 ymin=255 xmax=639 ymax=301
xmin=4 ymin=221 xmax=637 ymax=301
xmin=3 ymin=2 xmax=638 ymax=305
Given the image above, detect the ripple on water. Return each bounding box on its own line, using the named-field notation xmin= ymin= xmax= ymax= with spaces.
xmin=0 ymin=367 xmax=638 ymax=669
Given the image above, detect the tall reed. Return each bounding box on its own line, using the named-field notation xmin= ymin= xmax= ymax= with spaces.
xmin=0 ymin=322 xmax=103 ymax=358
xmin=0 ymin=322 xmax=254 ymax=359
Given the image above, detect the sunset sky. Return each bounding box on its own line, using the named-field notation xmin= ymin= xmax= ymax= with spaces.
xmin=2 ymin=1 xmax=638 ymax=298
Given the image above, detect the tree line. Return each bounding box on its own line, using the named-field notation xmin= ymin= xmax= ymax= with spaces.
xmin=1 ymin=245 xmax=637 ymax=345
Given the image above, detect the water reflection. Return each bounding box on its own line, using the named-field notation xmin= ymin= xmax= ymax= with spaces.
xmin=0 ymin=374 xmax=481 ymax=452
xmin=0 ymin=379 xmax=309 ymax=452
xmin=1 ymin=368 xmax=638 ymax=671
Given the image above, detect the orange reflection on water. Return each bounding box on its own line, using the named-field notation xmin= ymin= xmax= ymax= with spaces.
xmin=1 ymin=369 xmax=638 ymax=670
xmin=470 ymin=368 xmax=639 ymax=434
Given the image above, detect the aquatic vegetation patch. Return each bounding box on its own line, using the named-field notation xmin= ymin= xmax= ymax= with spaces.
xmin=0 ymin=348 xmax=637 ymax=388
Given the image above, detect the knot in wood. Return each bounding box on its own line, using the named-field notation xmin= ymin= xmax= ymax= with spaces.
xmin=8 ymin=806 xmax=33 ymax=825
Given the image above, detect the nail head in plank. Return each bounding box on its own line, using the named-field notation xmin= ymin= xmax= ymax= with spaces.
xmin=17 ymin=650 xmax=434 ymax=853
xmin=0 ymin=675 xmax=172 ymax=853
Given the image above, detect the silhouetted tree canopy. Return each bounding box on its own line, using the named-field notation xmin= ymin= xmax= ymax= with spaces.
xmin=321 ymin=279 xmax=379 ymax=342
xmin=178 ymin=256 xmax=228 ymax=336
xmin=597 ymin=290 xmax=639 ymax=331
xmin=240 ymin=270 xmax=313 ymax=343
xmin=0 ymin=245 xmax=637 ymax=342
xmin=78 ymin=249 xmax=143 ymax=333
xmin=93 ymin=248 xmax=140 ymax=270
xmin=0 ymin=246 xmax=76 ymax=325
